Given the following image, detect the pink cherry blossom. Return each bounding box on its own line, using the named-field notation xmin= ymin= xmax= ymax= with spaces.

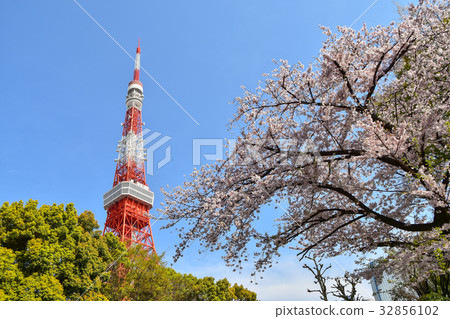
xmin=160 ymin=0 xmax=450 ymax=278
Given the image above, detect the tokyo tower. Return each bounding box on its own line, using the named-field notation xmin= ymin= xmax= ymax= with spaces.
xmin=102 ymin=40 xmax=156 ymax=254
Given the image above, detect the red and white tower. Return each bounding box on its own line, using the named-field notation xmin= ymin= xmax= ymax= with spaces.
xmin=103 ymin=40 xmax=156 ymax=254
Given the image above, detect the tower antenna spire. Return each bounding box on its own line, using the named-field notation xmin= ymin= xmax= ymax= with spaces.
xmin=133 ymin=39 xmax=141 ymax=81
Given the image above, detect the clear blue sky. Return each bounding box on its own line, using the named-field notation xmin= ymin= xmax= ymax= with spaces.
xmin=0 ymin=0 xmax=414 ymax=300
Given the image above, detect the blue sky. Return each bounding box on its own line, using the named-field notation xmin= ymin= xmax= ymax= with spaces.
xmin=0 ymin=0 xmax=414 ymax=300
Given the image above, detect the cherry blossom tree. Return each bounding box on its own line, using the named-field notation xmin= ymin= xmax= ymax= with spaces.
xmin=160 ymin=0 xmax=450 ymax=279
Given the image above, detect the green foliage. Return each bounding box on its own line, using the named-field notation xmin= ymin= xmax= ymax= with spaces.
xmin=230 ymin=283 xmax=257 ymax=301
xmin=103 ymin=245 xmax=257 ymax=301
xmin=0 ymin=200 xmax=126 ymax=300
xmin=0 ymin=200 xmax=256 ymax=301
xmin=189 ymin=277 xmax=234 ymax=301
xmin=17 ymin=274 xmax=65 ymax=301
xmin=78 ymin=210 xmax=100 ymax=234
xmin=419 ymin=292 xmax=450 ymax=301
xmin=0 ymin=247 xmax=25 ymax=300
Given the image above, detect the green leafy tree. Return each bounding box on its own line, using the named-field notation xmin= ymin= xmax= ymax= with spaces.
xmin=103 ymin=245 xmax=257 ymax=301
xmin=0 ymin=247 xmax=27 ymax=300
xmin=0 ymin=200 xmax=256 ymax=301
xmin=230 ymin=283 xmax=257 ymax=301
xmin=0 ymin=200 xmax=125 ymax=300
xmin=104 ymin=245 xmax=169 ymax=301
xmin=190 ymin=277 xmax=234 ymax=301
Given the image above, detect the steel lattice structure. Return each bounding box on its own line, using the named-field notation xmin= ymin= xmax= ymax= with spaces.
xmin=103 ymin=40 xmax=156 ymax=254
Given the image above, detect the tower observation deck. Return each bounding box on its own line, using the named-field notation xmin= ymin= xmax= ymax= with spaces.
xmin=103 ymin=40 xmax=156 ymax=253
